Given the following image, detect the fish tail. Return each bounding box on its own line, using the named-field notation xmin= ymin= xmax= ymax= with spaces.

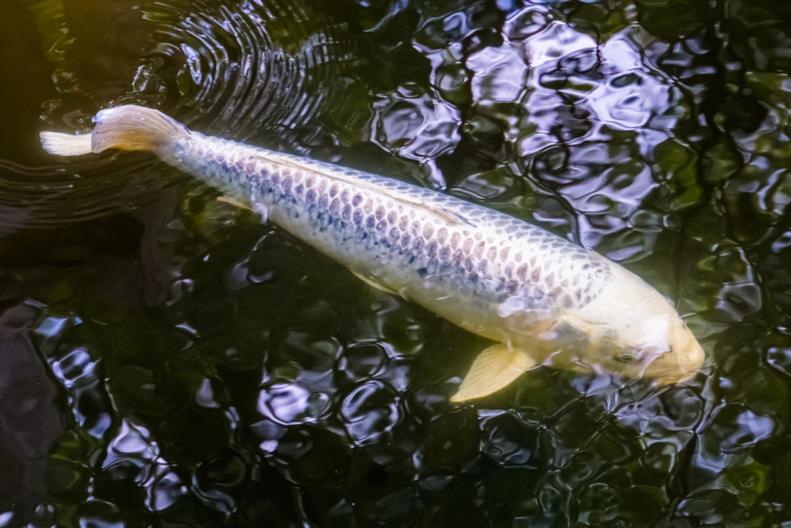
xmin=39 ymin=132 xmax=93 ymax=156
xmin=40 ymin=105 xmax=190 ymax=157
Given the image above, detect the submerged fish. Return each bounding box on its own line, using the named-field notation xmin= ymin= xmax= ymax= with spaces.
xmin=40 ymin=105 xmax=704 ymax=401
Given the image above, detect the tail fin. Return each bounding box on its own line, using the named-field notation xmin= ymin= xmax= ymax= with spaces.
xmin=40 ymin=105 xmax=190 ymax=157
xmin=40 ymin=132 xmax=93 ymax=156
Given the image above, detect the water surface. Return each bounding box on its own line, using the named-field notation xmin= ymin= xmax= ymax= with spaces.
xmin=1 ymin=0 xmax=791 ymax=526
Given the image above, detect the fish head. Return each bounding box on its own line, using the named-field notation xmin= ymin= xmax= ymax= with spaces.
xmin=650 ymin=316 xmax=705 ymax=383
xmin=605 ymin=312 xmax=704 ymax=384
xmin=572 ymin=261 xmax=705 ymax=384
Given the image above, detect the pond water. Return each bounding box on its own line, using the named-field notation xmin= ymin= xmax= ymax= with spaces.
xmin=1 ymin=0 xmax=791 ymax=526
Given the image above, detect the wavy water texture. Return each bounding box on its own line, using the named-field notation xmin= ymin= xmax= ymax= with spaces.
xmin=2 ymin=0 xmax=791 ymax=526
xmin=0 ymin=0 xmax=361 ymax=234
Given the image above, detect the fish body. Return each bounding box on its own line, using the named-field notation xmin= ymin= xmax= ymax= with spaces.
xmin=173 ymin=134 xmax=609 ymax=345
xmin=40 ymin=106 xmax=705 ymax=401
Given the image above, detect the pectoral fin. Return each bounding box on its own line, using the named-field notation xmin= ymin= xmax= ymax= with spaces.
xmin=450 ymin=344 xmax=537 ymax=402
xmin=351 ymin=271 xmax=399 ymax=296
xmin=554 ymin=313 xmax=614 ymax=357
xmin=217 ymin=195 xmax=250 ymax=210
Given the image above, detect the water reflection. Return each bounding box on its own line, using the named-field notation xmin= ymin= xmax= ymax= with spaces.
xmin=1 ymin=0 xmax=791 ymax=526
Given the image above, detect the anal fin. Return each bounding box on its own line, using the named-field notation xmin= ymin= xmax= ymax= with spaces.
xmin=450 ymin=344 xmax=537 ymax=402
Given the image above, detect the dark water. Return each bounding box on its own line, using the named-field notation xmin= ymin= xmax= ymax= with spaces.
xmin=1 ymin=0 xmax=790 ymax=525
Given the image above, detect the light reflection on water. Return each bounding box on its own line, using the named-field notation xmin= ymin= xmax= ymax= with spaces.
xmin=0 ymin=0 xmax=790 ymax=526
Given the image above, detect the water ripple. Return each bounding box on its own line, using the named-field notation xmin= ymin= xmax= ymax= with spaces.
xmin=4 ymin=0 xmax=791 ymax=526
xmin=0 ymin=0 xmax=360 ymax=234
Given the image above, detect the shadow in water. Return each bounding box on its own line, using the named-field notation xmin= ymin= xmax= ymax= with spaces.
xmin=0 ymin=305 xmax=63 ymax=525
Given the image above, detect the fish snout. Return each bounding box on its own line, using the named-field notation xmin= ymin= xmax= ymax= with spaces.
xmin=643 ymin=324 xmax=705 ymax=385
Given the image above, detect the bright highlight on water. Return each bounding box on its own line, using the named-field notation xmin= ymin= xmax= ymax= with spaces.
xmin=40 ymin=105 xmax=705 ymax=401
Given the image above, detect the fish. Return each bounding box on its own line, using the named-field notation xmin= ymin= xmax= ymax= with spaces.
xmin=40 ymin=105 xmax=705 ymax=402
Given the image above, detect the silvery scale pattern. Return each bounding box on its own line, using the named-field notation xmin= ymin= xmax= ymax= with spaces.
xmin=172 ymin=133 xmax=613 ymax=318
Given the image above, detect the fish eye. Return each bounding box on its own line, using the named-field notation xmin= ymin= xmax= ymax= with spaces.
xmin=617 ymin=345 xmax=670 ymax=365
xmin=616 ymin=350 xmax=643 ymax=364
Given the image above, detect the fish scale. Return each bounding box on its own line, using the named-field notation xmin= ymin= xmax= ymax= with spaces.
xmin=39 ymin=105 xmax=705 ymax=401
xmin=174 ymin=132 xmax=612 ymax=320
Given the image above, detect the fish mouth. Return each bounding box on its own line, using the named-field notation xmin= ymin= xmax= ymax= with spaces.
xmin=642 ymin=332 xmax=705 ymax=385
